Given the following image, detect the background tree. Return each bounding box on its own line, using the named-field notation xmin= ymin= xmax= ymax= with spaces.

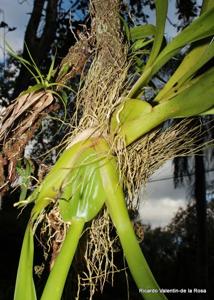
xmin=0 ymin=0 xmax=213 ymax=300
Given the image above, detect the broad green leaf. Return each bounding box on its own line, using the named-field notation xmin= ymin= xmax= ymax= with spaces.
xmin=155 ymin=39 xmax=214 ymax=102
xmin=154 ymin=0 xmax=214 ymax=103
xmin=201 ymin=0 xmax=214 ymax=14
xmin=128 ymin=7 xmax=214 ymax=98
xmin=119 ymin=67 xmax=214 ymax=145
xmin=154 ymin=67 xmax=214 ymax=118
xmin=152 ymin=7 xmax=214 ymax=75
xmin=14 ymin=225 xmax=37 ymax=300
xmin=200 ymin=107 xmax=214 ymax=115
xmin=130 ymin=24 xmax=156 ymax=41
xmin=59 ymin=146 xmax=105 ymax=222
xmin=30 ymin=139 xmax=94 ymax=221
xmin=110 ymin=98 xmax=152 ymax=133
xmin=144 ymin=0 xmax=168 ymax=69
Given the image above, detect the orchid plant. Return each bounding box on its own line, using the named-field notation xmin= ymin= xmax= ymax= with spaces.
xmin=13 ymin=0 xmax=214 ymax=299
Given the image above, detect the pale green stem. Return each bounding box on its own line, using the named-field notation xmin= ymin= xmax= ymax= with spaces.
xmin=14 ymin=224 xmax=37 ymax=300
xmin=96 ymin=140 xmax=167 ymax=300
xmin=41 ymin=218 xmax=85 ymax=300
xmin=127 ymin=66 xmax=152 ymax=98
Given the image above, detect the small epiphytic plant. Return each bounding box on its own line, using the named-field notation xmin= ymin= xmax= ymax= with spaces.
xmin=12 ymin=0 xmax=214 ymax=300
xmin=0 ymin=43 xmax=77 ymax=186
xmin=6 ymin=43 xmax=74 ymax=111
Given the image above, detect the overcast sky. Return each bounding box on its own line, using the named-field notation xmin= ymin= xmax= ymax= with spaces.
xmin=140 ymin=161 xmax=187 ymax=228
xmin=0 ymin=0 xmax=193 ymax=228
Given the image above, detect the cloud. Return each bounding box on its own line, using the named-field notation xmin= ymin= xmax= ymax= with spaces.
xmin=139 ymin=197 xmax=186 ymax=228
xmin=138 ymin=161 xmax=187 ymax=228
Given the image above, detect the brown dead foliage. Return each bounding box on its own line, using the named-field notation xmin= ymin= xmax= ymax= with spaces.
xmin=0 ymin=31 xmax=95 ymax=194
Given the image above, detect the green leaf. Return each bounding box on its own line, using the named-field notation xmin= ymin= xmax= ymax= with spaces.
xmin=120 ymin=16 xmax=131 ymax=43
xmin=46 ymin=55 xmax=56 ymax=82
xmin=131 ymin=38 xmax=153 ymax=52
xmin=152 ymin=7 xmax=214 ymax=75
xmin=20 ymin=83 xmax=45 ymax=95
xmin=201 ymin=0 xmax=214 ymax=14
xmin=200 ymin=107 xmax=214 ymax=115
xmin=24 ymin=43 xmax=44 ymax=85
xmin=6 ymin=43 xmax=41 ymax=85
xmin=58 ymin=63 xmax=70 ymax=79
xmin=111 ymin=98 xmax=152 ymax=134
xmin=144 ymin=0 xmax=168 ymax=69
xmin=50 ymin=90 xmax=68 ymax=121
xmin=59 ymin=146 xmax=105 ymax=222
xmin=117 ymin=67 xmax=214 ymax=145
xmin=16 ymin=159 xmax=33 ymax=202
xmin=14 ymin=225 xmax=37 ymax=300
xmin=130 ymin=24 xmax=156 ymax=41
xmin=154 ymin=0 xmax=214 ymax=103
xmin=41 ymin=218 xmax=84 ymax=300
xmin=95 ymin=140 xmax=167 ymax=300
xmin=30 ymin=139 xmax=99 ymax=221
xmin=128 ymin=7 xmax=214 ymax=98
xmin=154 ymin=67 xmax=214 ymax=118
xmin=155 ymin=38 xmax=214 ymax=102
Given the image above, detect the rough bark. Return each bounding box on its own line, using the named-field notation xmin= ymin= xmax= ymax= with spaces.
xmin=90 ymin=0 xmax=125 ymax=67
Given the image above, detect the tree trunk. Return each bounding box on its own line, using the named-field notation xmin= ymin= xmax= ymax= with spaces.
xmin=13 ymin=0 xmax=59 ymax=97
xmin=194 ymin=153 xmax=208 ymax=299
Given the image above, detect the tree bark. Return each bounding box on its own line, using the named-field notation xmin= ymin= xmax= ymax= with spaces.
xmin=194 ymin=153 xmax=208 ymax=299
xmin=13 ymin=0 xmax=59 ymax=97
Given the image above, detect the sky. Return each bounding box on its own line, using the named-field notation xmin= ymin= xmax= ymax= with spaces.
xmin=0 ymin=0 xmax=33 ymax=60
xmin=0 ymin=0 xmax=180 ymax=62
xmin=0 ymin=0 xmax=195 ymax=228
xmin=140 ymin=161 xmax=187 ymax=228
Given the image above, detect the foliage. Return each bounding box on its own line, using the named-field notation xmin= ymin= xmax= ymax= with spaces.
xmin=1 ymin=0 xmax=214 ymax=300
